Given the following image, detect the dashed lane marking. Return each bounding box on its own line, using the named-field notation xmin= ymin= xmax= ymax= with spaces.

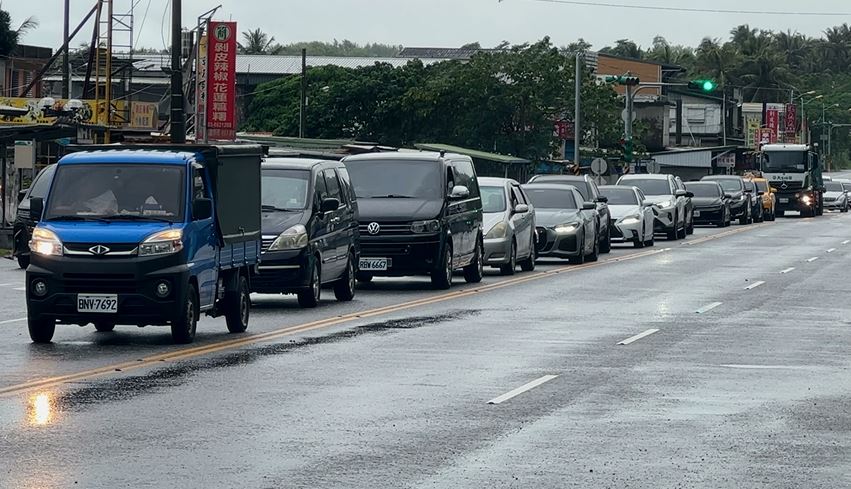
xmin=487 ymin=375 xmax=559 ymax=405
xmin=780 ymin=267 xmax=795 ymax=274
xmin=842 ymin=240 xmax=850 ymax=245
xmin=617 ymin=329 xmax=660 ymax=345
xmin=806 ymin=257 xmax=820 ymax=263
xmin=827 ymin=248 xmax=836 ymax=253
xmin=696 ymin=302 xmax=723 ymax=314
xmin=0 ymin=318 xmax=26 ymax=325
xmin=744 ymin=281 xmax=765 ymax=290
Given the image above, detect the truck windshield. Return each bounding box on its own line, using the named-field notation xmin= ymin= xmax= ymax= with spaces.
xmin=762 ymin=151 xmax=807 ymax=172
xmin=345 ymin=160 xmax=442 ymax=199
xmin=44 ymin=164 xmax=185 ymax=222
xmin=261 ymin=169 xmax=310 ymax=210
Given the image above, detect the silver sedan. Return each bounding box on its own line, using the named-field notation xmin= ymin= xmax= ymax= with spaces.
xmin=480 ymin=177 xmax=537 ymax=275
xmin=598 ymin=185 xmax=655 ymax=248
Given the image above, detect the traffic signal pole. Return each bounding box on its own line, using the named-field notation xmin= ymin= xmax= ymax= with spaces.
xmin=574 ymin=52 xmax=581 ymax=167
xmin=170 ymin=0 xmax=186 ymax=144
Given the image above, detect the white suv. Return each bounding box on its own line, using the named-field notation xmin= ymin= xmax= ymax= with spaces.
xmin=616 ymin=174 xmax=691 ymax=240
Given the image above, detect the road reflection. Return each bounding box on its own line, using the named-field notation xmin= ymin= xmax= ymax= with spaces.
xmin=27 ymin=391 xmax=57 ymax=426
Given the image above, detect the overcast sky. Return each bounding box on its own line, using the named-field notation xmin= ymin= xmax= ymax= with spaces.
xmin=9 ymin=0 xmax=851 ymax=53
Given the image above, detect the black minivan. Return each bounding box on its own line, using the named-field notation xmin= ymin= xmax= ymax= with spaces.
xmin=13 ymin=164 xmax=57 ymax=269
xmin=342 ymin=151 xmax=484 ymax=289
xmin=251 ymin=158 xmax=360 ymax=307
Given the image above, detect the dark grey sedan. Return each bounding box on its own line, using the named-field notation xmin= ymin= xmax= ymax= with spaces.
xmin=521 ymin=183 xmax=598 ymax=264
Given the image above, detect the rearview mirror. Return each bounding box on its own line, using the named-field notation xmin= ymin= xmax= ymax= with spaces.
xmin=596 ymin=196 xmax=608 ymax=203
xmin=17 ymin=189 xmax=28 ymax=204
xmin=449 ymin=185 xmax=470 ymax=200
xmin=30 ymin=197 xmax=44 ymax=221
xmin=582 ymin=201 xmax=595 ymax=210
xmin=674 ymin=189 xmax=687 ymax=197
xmin=320 ymin=197 xmax=340 ymax=213
xmin=513 ymin=203 xmax=529 ymax=214
xmin=192 ymin=198 xmax=213 ymax=220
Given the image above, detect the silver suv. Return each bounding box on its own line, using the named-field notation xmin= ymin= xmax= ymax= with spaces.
xmin=616 ymin=174 xmax=692 ymax=240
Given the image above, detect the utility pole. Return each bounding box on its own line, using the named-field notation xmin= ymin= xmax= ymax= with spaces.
xmin=170 ymin=0 xmax=186 ymax=144
xmin=721 ymin=72 xmax=727 ymax=146
xmin=299 ymin=48 xmax=307 ymax=138
xmin=62 ymin=0 xmax=70 ymax=99
xmin=574 ymin=52 xmax=581 ymax=167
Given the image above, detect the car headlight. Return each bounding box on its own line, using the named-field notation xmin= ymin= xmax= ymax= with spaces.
xmin=29 ymin=227 xmax=63 ymax=256
xmin=620 ymin=216 xmax=641 ymax=225
xmin=656 ymin=199 xmax=674 ymax=208
xmin=554 ymin=222 xmax=580 ymax=233
xmin=485 ymin=221 xmax=508 ymax=239
xmin=411 ymin=219 xmax=441 ymax=234
xmin=739 ymin=194 xmax=747 ymax=201
xmin=139 ymin=229 xmax=184 ymax=256
xmin=269 ymin=224 xmax=309 ymax=251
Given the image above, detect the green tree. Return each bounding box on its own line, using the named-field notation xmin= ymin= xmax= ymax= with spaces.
xmin=238 ymin=28 xmax=280 ymax=55
xmin=0 ymin=5 xmax=37 ymax=57
xmin=599 ymin=39 xmax=643 ymax=59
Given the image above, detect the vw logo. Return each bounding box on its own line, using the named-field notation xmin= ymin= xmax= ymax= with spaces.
xmin=780 ymin=183 xmax=788 ymax=190
xmin=89 ymin=245 xmax=110 ymax=256
xmin=367 ymin=222 xmax=381 ymax=235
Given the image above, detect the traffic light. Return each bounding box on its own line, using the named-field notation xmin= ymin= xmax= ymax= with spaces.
xmin=620 ymin=138 xmax=634 ymax=163
xmin=688 ymin=79 xmax=717 ymax=92
xmin=606 ymin=75 xmax=640 ymax=86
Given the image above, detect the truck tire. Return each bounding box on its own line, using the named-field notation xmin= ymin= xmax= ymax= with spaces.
xmin=431 ymin=244 xmax=453 ymax=290
xmin=333 ymin=254 xmax=356 ymax=301
xmin=463 ymin=239 xmax=484 ymax=283
xmin=297 ymin=261 xmax=321 ymax=308
xmin=94 ymin=322 xmax=115 ymax=332
xmin=225 ymin=275 xmax=250 ymax=333
xmin=171 ymin=283 xmax=198 ymax=344
xmin=28 ymin=318 xmax=55 ymax=344
xmin=17 ymin=254 xmax=29 ymax=270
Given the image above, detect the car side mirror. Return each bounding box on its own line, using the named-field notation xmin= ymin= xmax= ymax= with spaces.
xmin=757 ymin=191 xmax=765 ymax=196
xmin=685 ymin=191 xmax=694 ymax=198
xmin=596 ymin=196 xmax=608 ymax=203
xmin=724 ymin=193 xmax=733 ymax=199
xmin=17 ymin=189 xmax=28 ymax=204
xmin=449 ymin=185 xmax=470 ymax=200
xmin=770 ymin=187 xmax=777 ymax=193
xmin=642 ymin=199 xmax=654 ymax=207
xmin=30 ymin=197 xmax=44 ymax=220
xmin=582 ymin=201 xmax=596 ymax=210
xmin=744 ymin=188 xmax=753 ymax=193
xmin=674 ymin=189 xmax=687 ymax=197
xmin=320 ymin=197 xmax=340 ymax=213
xmin=192 ymin=198 xmax=213 ymax=220
xmin=513 ymin=203 xmax=529 ymax=214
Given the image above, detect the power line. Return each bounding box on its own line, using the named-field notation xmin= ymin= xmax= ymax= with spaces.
xmin=515 ymin=0 xmax=851 ymax=16
xmin=134 ymin=0 xmax=153 ymax=47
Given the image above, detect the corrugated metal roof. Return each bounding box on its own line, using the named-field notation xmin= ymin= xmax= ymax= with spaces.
xmin=414 ymin=143 xmax=529 ymax=164
xmin=653 ymin=150 xmax=712 ymax=168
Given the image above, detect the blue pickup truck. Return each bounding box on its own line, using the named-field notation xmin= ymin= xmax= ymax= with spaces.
xmin=25 ymin=144 xmax=263 ymax=344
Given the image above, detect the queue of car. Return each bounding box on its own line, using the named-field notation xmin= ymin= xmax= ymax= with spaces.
xmin=14 ymin=150 xmax=851 ymax=312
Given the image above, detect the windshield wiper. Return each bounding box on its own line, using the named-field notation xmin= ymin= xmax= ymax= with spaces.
xmin=45 ymin=215 xmax=109 ymax=223
xmin=101 ymin=214 xmax=174 ymax=223
xmin=368 ymin=194 xmax=415 ymax=199
xmin=261 ymin=205 xmax=301 ymax=212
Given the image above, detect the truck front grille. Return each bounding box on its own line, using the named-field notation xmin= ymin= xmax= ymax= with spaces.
xmin=62 ymin=273 xmax=137 ymax=293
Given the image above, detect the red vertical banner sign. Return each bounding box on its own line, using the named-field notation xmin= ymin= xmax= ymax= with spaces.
xmin=784 ymin=103 xmax=797 ymax=142
xmin=205 ymin=21 xmax=237 ymax=140
xmin=766 ymin=109 xmax=779 ymax=143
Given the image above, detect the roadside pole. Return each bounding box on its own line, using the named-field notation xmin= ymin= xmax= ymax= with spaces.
xmin=574 ymin=52 xmax=581 ymax=168
xmin=170 ymin=0 xmax=186 ymax=143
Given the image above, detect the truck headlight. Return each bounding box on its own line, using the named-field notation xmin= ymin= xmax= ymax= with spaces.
xmin=620 ymin=216 xmax=641 ymax=225
xmin=411 ymin=219 xmax=441 ymax=234
xmin=29 ymin=227 xmax=63 ymax=256
xmin=485 ymin=221 xmax=508 ymax=239
xmin=139 ymin=229 xmax=184 ymax=256
xmin=554 ymin=222 xmax=580 ymax=234
xmin=269 ymin=224 xmax=308 ymax=251
xmin=801 ymin=195 xmax=813 ymax=206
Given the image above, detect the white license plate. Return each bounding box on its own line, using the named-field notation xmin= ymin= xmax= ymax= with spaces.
xmin=77 ymin=294 xmax=118 ymax=313
xmin=779 ymin=198 xmax=789 ymax=203
xmin=693 ymin=211 xmax=701 ymax=217
xmin=360 ymin=258 xmax=390 ymax=271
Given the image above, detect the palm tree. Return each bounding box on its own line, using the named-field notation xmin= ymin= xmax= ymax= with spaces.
xmin=820 ymin=24 xmax=851 ymax=73
xmin=237 ymin=28 xmax=279 ymax=55
xmin=774 ymin=30 xmax=813 ymax=73
xmin=0 ymin=4 xmax=38 ymax=56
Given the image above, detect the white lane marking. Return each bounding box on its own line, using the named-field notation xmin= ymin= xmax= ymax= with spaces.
xmin=827 ymin=248 xmax=837 ymax=253
xmin=842 ymin=240 xmax=850 ymax=245
xmin=487 ymin=375 xmax=559 ymax=405
xmin=780 ymin=267 xmax=795 ymax=274
xmin=617 ymin=328 xmax=660 ymax=345
xmin=13 ymin=287 xmax=25 ymax=291
xmin=744 ymin=281 xmax=765 ymax=290
xmin=719 ymin=364 xmax=809 ymax=370
xmin=806 ymin=257 xmax=819 ymax=263
xmin=696 ymin=302 xmax=723 ymax=314
xmin=0 ymin=318 xmax=26 ymax=325
xmin=0 ymin=283 xmax=12 ymax=287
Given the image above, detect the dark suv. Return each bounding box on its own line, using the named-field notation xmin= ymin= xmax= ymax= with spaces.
xmin=701 ymin=175 xmax=752 ymax=225
xmin=251 ymin=158 xmax=360 ymax=308
xmin=526 ymin=174 xmax=612 ymax=253
xmin=342 ymin=152 xmax=484 ymax=290
xmin=13 ymin=164 xmax=56 ymax=269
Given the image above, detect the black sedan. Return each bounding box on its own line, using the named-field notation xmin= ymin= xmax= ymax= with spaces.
xmin=685 ymin=181 xmax=731 ymax=227
xmin=520 ymin=183 xmax=599 ymax=264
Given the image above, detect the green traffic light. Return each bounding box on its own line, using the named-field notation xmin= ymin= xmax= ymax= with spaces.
xmin=702 ymin=80 xmax=716 ymax=92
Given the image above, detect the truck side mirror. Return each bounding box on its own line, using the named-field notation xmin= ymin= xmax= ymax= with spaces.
xmin=193 ymin=198 xmax=213 ymax=220
xmin=18 ymin=189 xmax=28 ymax=204
xmin=30 ymin=197 xmax=44 ymax=220
xmin=320 ymin=197 xmax=340 ymax=213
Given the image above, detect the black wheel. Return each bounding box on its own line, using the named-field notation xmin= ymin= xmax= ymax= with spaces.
xmin=587 ymin=229 xmax=600 ymax=262
xmin=599 ymin=222 xmax=612 ymax=254
xmin=93 ymin=322 xmax=115 ymax=333
xmin=356 ymin=272 xmax=373 ymax=283
xmin=667 ymin=212 xmax=679 ymax=240
xmin=633 ymin=236 xmax=645 ymax=248
xmin=225 ymin=274 xmax=250 ymax=333
xmin=28 ymin=318 xmax=55 ymax=343
xmin=297 ymin=261 xmax=321 ymax=308
xmin=17 ymin=254 xmax=30 ymax=270
xmin=171 ymin=283 xmax=198 ymax=344
xmin=519 ymin=244 xmax=536 ymax=272
xmin=500 ymin=241 xmax=517 ymax=276
xmin=645 ymin=233 xmax=655 ymax=247
xmin=463 ymin=239 xmax=484 ymax=283
xmin=686 ymin=212 xmax=695 ymax=235
xmin=334 ymin=253 xmax=356 ymax=301
xmin=739 ymin=209 xmax=749 ymax=225
xmin=569 ymin=231 xmax=586 ymax=264
xmin=431 ymin=244 xmax=453 ymax=290
xmin=676 ymin=220 xmax=687 ymax=239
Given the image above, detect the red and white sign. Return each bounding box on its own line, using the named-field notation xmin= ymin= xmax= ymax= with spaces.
xmin=766 ymin=109 xmax=779 ymax=143
xmin=554 ymin=120 xmax=575 ymax=140
xmin=757 ymin=127 xmax=773 ymax=148
xmin=784 ymin=103 xmax=797 ymax=141
xmin=204 ymin=21 xmax=237 ymax=141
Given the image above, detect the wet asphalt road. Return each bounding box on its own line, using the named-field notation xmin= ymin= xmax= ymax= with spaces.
xmin=1 ymin=210 xmax=851 ymax=488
